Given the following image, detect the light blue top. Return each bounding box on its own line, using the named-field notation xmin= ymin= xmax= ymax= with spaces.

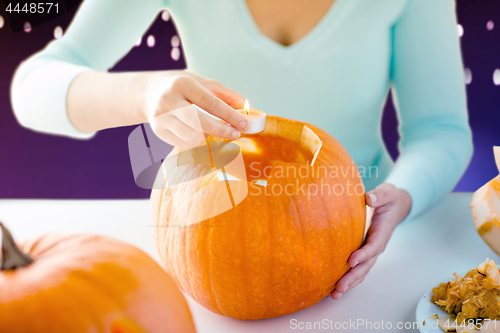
xmin=11 ymin=0 xmax=473 ymax=220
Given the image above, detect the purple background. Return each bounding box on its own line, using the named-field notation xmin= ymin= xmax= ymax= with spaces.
xmin=0 ymin=1 xmax=499 ymax=199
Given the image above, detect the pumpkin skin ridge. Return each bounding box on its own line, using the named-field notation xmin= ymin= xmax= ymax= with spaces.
xmin=290 ymin=191 xmax=312 ymax=311
xmin=159 ymin=190 xmax=197 ymax=305
xmin=239 ymin=197 xmax=252 ymax=318
xmin=192 ymin=215 xmax=221 ymax=312
xmin=205 ymin=217 xmax=226 ymax=316
xmin=152 ymin=188 xmax=196 ymax=310
xmin=152 ymin=115 xmax=366 ymax=320
xmin=315 ymin=178 xmax=336 ymax=301
xmin=151 ymin=184 xmax=165 ymax=256
xmin=204 ymin=207 xmax=227 ymax=315
xmin=265 ymin=196 xmax=274 ymax=317
xmin=20 ymin=233 xmax=92 ymax=261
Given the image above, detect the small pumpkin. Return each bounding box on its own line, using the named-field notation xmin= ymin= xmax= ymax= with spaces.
xmin=0 ymin=223 xmax=196 ymax=333
xmin=471 ymin=146 xmax=500 ymax=256
xmin=151 ymin=115 xmax=366 ymax=320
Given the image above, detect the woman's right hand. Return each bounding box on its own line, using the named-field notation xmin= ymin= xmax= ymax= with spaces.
xmin=143 ymin=71 xmax=249 ymax=148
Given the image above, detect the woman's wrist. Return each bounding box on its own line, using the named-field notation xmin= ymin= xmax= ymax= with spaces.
xmin=139 ymin=71 xmax=162 ymax=123
xmin=140 ymin=70 xmax=187 ymax=123
xmin=397 ymin=189 xmax=412 ymax=222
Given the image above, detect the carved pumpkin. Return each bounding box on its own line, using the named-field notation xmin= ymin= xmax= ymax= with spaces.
xmin=471 ymin=147 xmax=500 ymax=256
xmin=151 ymin=116 xmax=366 ymax=320
xmin=0 ymin=223 xmax=196 ymax=333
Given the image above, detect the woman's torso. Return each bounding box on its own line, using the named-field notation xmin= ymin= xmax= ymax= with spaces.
xmin=167 ymin=0 xmax=410 ymax=190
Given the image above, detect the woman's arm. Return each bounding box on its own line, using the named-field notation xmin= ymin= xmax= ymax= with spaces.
xmin=11 ymin=0 xmax=248 ymax=144
xmin=384 ymin=0 xmax=473 ymax=220
xmin=11 ymin=0 xmax=161 ymax=138
xmin=67 ymin=69 xmax=248 ymax=147
xmin=331 ymin=0 xmax=472 ymax=299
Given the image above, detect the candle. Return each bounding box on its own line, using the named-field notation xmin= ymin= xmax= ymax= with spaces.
xmin=237 ymin=100 xmax=266 ymax=134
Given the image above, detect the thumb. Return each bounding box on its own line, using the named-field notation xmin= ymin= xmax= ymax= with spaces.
xmin=365 ymin=183 xmax=398 ymax=208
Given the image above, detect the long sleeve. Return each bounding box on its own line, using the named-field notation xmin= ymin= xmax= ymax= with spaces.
xmin=10 ymin=0 xmax=165 ymax=139
xmin=385 ymin=0 xmax=473 ymax=220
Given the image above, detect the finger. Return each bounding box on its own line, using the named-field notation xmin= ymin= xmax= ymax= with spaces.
xmin=330 ymin=289 xmax=342 ymax=300
xmin=179 ymin=77 xmax=248 ymax=131
xmin=365 ymin=183 xmax=398 ymax=208
xmin=198 ymin=111 xmax=242 ymax=140
xmin=168 ymin=116 xmax=206 ymax=147
xmin=151 ymin=107 xmax=205 ymax=147
xmin=181 ymin=72 xmax=245 ymax=109
xmin=331 ymin=273 xmax=368 ymax=300
xmin=151 ymin=124 xmax=191 ymax=149
xmin=205 ymin=79 xmax=246 ymax=110
xmin=178 ymin=108 xmax=242 ymax=140
xmin=332 ymin=274 xmax=368 ymax=299
xmin=335 ymin=257 xmax=376 ymax=293
xmin=168 ymin=103 xmax=241 ymax=141
xmin=331 ymin=257 xmax=376 ymax=299
xmin=347 ymin=222 xmax=389 ymax=267
xmin=344 ymin=275 xmax=366 ymax=293
xmin=330 ymin=275 xmax=366 ymax=299
xmin=168 ymin=104 xmax=205 ymax=133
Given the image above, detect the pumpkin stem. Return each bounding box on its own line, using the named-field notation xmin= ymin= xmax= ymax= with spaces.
xmin=0 ymin=222 xmax=32 ymax=270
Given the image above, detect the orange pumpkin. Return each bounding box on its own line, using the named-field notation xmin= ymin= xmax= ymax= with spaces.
xmin=151 ymin=116 xmax=366 ymax=320
xmin=0 ymin=223 xmax=196 ymax=333
xmin=471 ymin=147 xmax=500 ymax=256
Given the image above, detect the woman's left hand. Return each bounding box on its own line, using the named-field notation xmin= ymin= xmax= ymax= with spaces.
xmin=330 ymin=183 xmax=412 ymax=299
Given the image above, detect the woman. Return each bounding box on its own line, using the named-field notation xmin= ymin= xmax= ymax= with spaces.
xmin=10 ymin=0 xmax=472 ymax=299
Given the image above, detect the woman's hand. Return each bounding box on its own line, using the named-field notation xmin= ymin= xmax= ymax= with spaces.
xmin=143 ymin=71 xmax=249 ymax=148
xmin=330 ymin=183 xmax=412 ymax=299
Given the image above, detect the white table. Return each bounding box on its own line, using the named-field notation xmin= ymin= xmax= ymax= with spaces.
xmin=0 ymin=193 xmax=496 ymax=332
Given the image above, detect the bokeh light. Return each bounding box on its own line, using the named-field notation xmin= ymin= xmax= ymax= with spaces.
xmin=23 ymin=21 xmax=32 ymax=33
xmin=171 ymin=47 xmax=180 ymax=61
xmin=486 ymin=20 xmax=494 ymax=31
xmin=134 ymin=37 xmax=142 ymax=47
xmin=457 ymin=24 xmax=464 ymax=37
xmin=493 ymin=69 xmax=500 ymax=86
xmin=53 ymin=26 xmax=63 ymax=39
xmin=464 ymin=68 xmax=472 ymax=84
xmin=0 ymin=15 xmax=4 ymax=29
xmin=147 ymin=35 xmax=155 ymax=48
xmin=171 ymin=35 xmax=180 ymax=47
xmin=161 ymin=10 xmax=170 ymax=22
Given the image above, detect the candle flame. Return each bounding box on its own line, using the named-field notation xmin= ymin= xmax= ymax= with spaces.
xmin=244 ymin=100 xmax=250 ymax=114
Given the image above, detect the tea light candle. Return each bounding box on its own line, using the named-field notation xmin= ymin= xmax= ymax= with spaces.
xmin=237 ymin=100 xmax=266 ymax=134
